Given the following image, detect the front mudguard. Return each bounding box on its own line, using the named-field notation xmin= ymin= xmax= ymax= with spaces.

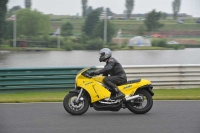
xmin=69 ymin=89 xmax=80 ymax=94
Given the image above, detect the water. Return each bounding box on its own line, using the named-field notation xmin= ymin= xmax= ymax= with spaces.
xmin=0 ymin=48 xmax=200 ymax=68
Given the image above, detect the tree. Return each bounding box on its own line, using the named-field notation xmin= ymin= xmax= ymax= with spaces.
xmin=0 ymin=0 xmax=8 ymax=42
xmin=82 ymin=9 xmax=100 ymax=37
xmin=161 ymin=12 xmax=168 ymax=20
xmin=82 ymin=0 xmax=87 ymax=18
xmin=9 ymin=6 xmax=21 ymax=14
xmin=16 ymin=9 xmax=50 ymax=37
xmin=61 ymin=22 xmax=73 ymax=36
xmin=125 ymin=0 xmax=134 ymax=19
xmin=93 ymin=20 xmax=115 ymax=42
xmin=86 ymin=6 xmax=93 ymax=16
xmin=136 ymin=25 xmax=145 ymax=36
xmin=25 ymin=0 xmax=32 ymax=9
xmin=3 ymin=21 xmax=13 ymax=39
xmin=79 ymin=33 xmax=90 ymax=44
xmin=96 ymin=7 xmax=103 ymax=14
xmin=106 ymin=8 xmax=114 ymax=16
xmin=172 ymin=0 xmax=181 ymax=20
xmin=144 ymin=10 xmax=164 ymax=33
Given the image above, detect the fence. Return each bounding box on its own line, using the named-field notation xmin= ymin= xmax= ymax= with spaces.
xmin=0 ymin=67 xmax=86 ymax=91
xmin=1 ymin=64 xmax=200 ymax=91
xmin=97 ymin=64 xmax=200 ymax=89
xmin=121 ymin=64 xmax=200 ymax=89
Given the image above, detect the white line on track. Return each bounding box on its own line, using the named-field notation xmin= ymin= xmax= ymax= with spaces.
xmin=0 ymin=100 xmax=199 ymax=104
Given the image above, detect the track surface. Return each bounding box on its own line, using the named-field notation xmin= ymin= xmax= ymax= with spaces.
xmin=0 ymin=101 xmax=200 ymax=133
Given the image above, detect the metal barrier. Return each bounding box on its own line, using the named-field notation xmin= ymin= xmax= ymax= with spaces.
xmin=0 ymin=67 xmax=86 ymax=90
xmin=0 ymin=64 xmax=200 ymax=90
xmin=98 ymin=64 xmax=200 ymax=89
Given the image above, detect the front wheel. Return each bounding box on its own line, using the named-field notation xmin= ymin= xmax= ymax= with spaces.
xmin=127 ymin=89 xmax=153 ymax=114
xmin=63 ymin=93 xmax=89 ymax=115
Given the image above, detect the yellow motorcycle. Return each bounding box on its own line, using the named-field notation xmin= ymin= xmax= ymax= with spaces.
xmin=63 ymin=68 xmax=154 ymax=115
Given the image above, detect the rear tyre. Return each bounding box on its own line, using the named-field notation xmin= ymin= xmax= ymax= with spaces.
xmin=63 ymin=93 xmax=89 ymax=115
xmin=127 ymin=89 xmax=153 ymax=114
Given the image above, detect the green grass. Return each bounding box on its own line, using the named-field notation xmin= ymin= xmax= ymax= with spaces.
xmin=50 ymin=19 xmax=200 ymax=35
xmin=0 ymin=90 xmax=69 ymax=103
xmin=47 ymin=16 xmax=200 ymax=37
xmin=0 ymin=47 xmax=65 ymax=51
xmin=0 ymin=88 xmax=199 ymax=103
xmin=0 ymin=45 xmax=175 ymax=51
xmin=195 ymin=38 xmax=200 ymax=43
xmin=122 ymin=46 xmax=174 ymax=50
xmin=154 ymin=88 xmax=200 ymax=100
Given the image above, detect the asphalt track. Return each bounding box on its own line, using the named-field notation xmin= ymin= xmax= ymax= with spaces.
xmin=0 ymin=101 xmax=200 ymax=133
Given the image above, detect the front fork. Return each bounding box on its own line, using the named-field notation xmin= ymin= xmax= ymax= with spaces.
xmin=75 ymin=88 xmax=83 ymax=103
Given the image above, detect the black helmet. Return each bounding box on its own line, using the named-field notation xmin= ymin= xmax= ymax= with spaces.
xmin=99 ymin=48 xmax=112 ymax=62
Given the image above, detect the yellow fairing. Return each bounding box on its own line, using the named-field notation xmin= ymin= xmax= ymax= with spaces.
xmin=118 ymin=79 xmax=151 ymax=95
xmin=76 ymin=69 xmax=151 ymax=103
xmin=76 ymin=75 xmax=111 ymax=103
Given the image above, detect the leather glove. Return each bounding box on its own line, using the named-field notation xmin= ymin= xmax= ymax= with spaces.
xmin=89 ymin=71 xmax=100 ymax=76
xmin=94 ymin=70 xmax=100 ymax=75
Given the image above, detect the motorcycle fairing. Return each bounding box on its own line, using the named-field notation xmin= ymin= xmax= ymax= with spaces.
xmin=75 ymin=68 xmax=151 ymax=103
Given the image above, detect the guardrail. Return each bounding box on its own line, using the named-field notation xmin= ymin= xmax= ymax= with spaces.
xmin=1 ymin=64 xmax=200 ymax=91
xmin=99 ymin=64 xmax=200 ymax=89
xmin=0 ymin=67 xmax=87 ymax=91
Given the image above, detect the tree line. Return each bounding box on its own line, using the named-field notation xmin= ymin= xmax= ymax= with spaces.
xmin=0 ymin=0 xmax=182 ymax=50
xmin=82 ymin=0 xmax=181 ymax=20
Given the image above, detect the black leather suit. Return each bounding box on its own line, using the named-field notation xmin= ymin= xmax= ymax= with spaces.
xmin=97 ymin=57 xmax=127 ymax=91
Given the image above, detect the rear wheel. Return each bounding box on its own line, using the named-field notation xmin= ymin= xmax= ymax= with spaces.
xmin=126 ymin=89 xmax=153 ymax=114
xmin=63 ymin=93 xmax=89 ymax=115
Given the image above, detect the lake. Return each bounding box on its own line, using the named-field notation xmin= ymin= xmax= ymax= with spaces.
xmin=0 ymin=48 xmax=200 ymax=68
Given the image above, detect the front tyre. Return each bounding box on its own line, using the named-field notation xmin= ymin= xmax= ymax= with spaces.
xmin=127 ymin=89 xmax=153 ymax=114
xmin=63 ymin=93 xmax=89 ymax=115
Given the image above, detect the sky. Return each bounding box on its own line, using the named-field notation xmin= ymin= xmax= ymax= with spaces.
xmin=7 ymin=0 xmax=200 ymax=17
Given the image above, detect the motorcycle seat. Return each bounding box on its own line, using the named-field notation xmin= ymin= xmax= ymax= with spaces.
xmin=119 ymin=79 xmax=141 ymax=86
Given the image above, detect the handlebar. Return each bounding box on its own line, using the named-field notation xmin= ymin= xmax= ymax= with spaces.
xmin=82 ymin=72 xmax=92 ymax=78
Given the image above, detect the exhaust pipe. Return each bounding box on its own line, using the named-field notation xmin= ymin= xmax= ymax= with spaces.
xmin=125 ymin=95 xmax=141 ymax=101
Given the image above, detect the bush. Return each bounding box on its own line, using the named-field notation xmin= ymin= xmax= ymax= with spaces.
xmin=104 ymin=42 xmax=118 ymax=50
xmin=72 ymin=43 xmax=86 ymax=50
xmin=106 ymin=42 xmax=117 ymax=47
xmin=62 ymin=40 xmax=73 ymax=51
xmin=46 ymin=37 xmax=58 ymax=48
xmin=182 ymin=44 xmax=200 ymax=48
xmin=1 ymin=44 xmax=11 ymax=48
xmin=121 ymin=42 xmax=128 ymax=48
xmin=151 ymin=38 xmax=167 ymax=47
xmin=166 ymin=44 xmax=185 ymax=50
xmin=136 ymin=25 xmax=146 ymax=36
xmin=152 ymin=39 xmax=186 ymax=49
xmin=78 ymin=33 xmax=90 ymax=44
xmin=61 ymin=22 xmax=73 ymax=37
xmin=2 ymin=39 xmax=10 ymax=46
xmin=86 ymin=38 xmax=104 ymax=50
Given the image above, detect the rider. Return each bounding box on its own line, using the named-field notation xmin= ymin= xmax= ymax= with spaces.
xmin=91 ymin=48 xmax=127 ymax=100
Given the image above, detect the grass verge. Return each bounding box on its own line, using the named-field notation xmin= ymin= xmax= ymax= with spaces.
xmin=0 ymin=88 xmax=199 ymax=103
xmin=153 ymin=88 xmax=200 ymax=100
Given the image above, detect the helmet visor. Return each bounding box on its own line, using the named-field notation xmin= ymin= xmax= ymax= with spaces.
xmin=99 ymin=52 xmax=106 ymax=62
xmin=100 ymin=52 xmax=105 ymax=56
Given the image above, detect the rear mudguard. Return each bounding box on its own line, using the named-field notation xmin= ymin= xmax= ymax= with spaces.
xmin=138 ymin=84 xmax=154 ymax=96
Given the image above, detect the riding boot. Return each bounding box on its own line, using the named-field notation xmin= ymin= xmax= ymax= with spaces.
xmin=113 ymin=87 xmax=125 ymax=100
